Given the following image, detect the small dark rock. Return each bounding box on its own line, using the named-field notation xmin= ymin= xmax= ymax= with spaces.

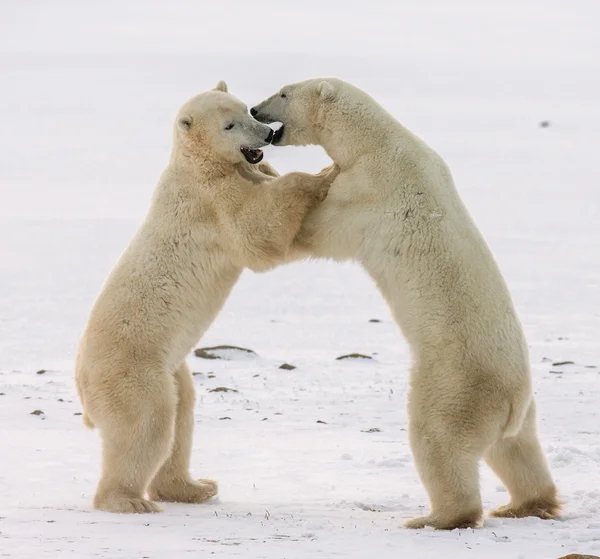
xmin=208 ymin=374 xmax=216 ymax=379
xmin=36 ymin=369 xmax=47 ymax=375
xmin=539 ymin=120 xmax=551 ymax=128
xmin=369 ymin=319 xmax=381 ymax=323
xmin=552 ymin=361 xmax=575 ymax=367
xmin=219 ymin=416 xmax=232 ymax=420
xmin=195 ymin=345 xmax=257 ymax=359
xmin=74 ymin=412 xmax=82 ymax=416
xmin=57 ymin=398 xmax=64 ymax=402
xmin=316 ymin=420 xmax=328 ymax=424
xmin=336 ymin=353 xmax=373 ymax=360
xmin=361 ymin=427 xmax=382 ymax=433
xmin=262 ymin=418 xmax=268 ymax=421
xmin=253 ymin=374 xmax=260 ymax=378
xmin=279 ymin=363 xmax=296 ymax=370
xmin=209 ymin=387 xmax=238 ymax=393
xmin=0 ymin=393 xmax=5 ymax=396
xmin=30 ymin=410 xmax=44 ymax=416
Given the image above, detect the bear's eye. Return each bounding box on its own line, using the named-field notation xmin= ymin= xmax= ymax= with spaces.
xmin=280 ymin=93 xmax=287 ymax=99
xmin=224 ymin=123 xmax=235 ymax=130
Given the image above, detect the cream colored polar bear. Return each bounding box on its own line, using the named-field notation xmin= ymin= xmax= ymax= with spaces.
xmin=251 ymin=78 xmax=559 ymax=530
xmin=75 ymin=81 xmax=338 ymax=514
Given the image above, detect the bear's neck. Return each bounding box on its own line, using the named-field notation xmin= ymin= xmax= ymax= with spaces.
xmin=170 ymin=146 xmax=233 ymax=180
xmin=317 ymin=98 xmax=401 ymax=170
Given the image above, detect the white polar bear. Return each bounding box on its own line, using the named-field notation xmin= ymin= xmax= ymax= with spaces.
xmin=251 ymin=78 xmax=559 ymax=530
xmin=75 ymin=81 xmax=338 ymax=514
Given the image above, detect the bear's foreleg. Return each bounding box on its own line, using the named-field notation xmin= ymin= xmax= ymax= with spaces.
xmin=224 ymin=164 xmax=339 ymax=272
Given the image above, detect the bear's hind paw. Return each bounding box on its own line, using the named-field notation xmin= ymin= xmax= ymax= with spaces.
xmin=94 ymin=494 xmax=162 ymax=514
xmin=404 ymin=510 xmax=483 ymax=530
xmin=489 ymin=495 xmax=561 ymax=520
xmin=148 ymin=478 xmax=218 ymax=504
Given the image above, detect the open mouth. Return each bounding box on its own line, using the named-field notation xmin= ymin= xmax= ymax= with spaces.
xmin=240 ymin=147 xmax=264 ymax=164
xmin=272 ymin=125 xmax=285 ymax=145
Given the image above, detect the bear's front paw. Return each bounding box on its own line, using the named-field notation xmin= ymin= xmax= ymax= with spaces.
xmin=312 ymin=163 xmax=340 ymax=201
xmin=317 ymin=162 xmax=340 ymax=181
xmin=314 ymin=182 xmax=331 ymax=202
xmin=257 ymin=161 xmax=279 ymax=178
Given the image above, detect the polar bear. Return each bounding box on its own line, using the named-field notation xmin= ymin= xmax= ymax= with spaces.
xmin=251 ymin=78 xmax=559 ymax=530
xmin=75 ymin=81 xmax=339 ymax=514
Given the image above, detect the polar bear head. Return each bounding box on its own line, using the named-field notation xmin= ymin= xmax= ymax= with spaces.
xmin=175 ymin=81 xmax=275 ymax=164
xmin=250 ymin=78 xmax=340 ymax=147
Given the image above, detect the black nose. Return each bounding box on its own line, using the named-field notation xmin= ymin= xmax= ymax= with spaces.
xmin=265 ymin=128 xmax=274 ymax=143
xmin=250 ymin=107 xmax=257 ymax=117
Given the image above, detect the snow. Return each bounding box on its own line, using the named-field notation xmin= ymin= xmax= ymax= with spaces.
xmin=1 ymin=0 xmax=599 ymax=557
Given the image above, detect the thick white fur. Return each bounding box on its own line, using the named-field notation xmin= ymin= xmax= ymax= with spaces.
xmin=75 ymin=82 xmax=338 ymax=514
xmin=252 ymin=78 xmax=559 ymax=529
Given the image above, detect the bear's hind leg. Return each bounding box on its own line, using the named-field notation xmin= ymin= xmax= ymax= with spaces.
xmin=405 ymin=415 xmax=484 ymax=529
xmin=93 ymin=371 xmax=176 ymax=513
xmin=485 ymin=402 xmax=560 ymax=520
xmin=148 ymin=362 xmax=218 ymax=504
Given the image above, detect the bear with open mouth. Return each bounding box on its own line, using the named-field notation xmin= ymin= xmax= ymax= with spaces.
xmin=74 ymin=81 xmax=339 ymax=514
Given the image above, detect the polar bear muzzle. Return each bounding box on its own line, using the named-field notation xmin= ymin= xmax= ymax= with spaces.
xmin=240 ymin=127 xmax=274 ymax=163
xmin=272 ymin=125 xmax=285 ymax=145
xmin=250 ymin=105 xmax=285 ymax=145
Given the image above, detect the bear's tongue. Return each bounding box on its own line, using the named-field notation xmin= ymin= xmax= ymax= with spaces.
xmin=240 ymin=147 xmax=264 ymax=164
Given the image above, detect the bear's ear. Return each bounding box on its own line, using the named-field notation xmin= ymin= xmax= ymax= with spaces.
xmin=214 ymin=80 xmax=228 ymax=93
xmin=317 ymin=81 xmax=335 ymax=100
xmin=178 ymin=115 xmax=193 ymax=132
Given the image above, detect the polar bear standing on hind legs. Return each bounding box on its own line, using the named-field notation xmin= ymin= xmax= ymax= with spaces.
xmin=75 ymin=81 xmax=339 ymax=514
xmin=252 ymin=78 xmax=560 ymax=530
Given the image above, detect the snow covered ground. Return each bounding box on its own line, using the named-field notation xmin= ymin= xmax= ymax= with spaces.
xmin=1 ymin=1 xmax=599 ymax=557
